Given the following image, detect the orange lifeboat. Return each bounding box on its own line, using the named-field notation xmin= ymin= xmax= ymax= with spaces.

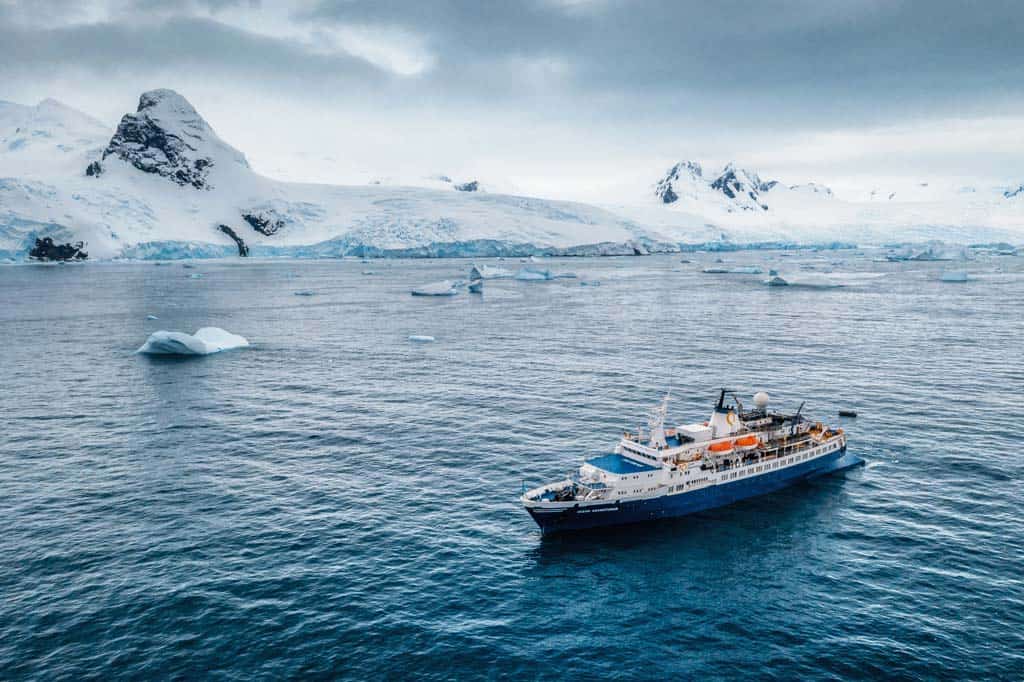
xmin=708 ymin=440 xmax=734 ymax=454
xmin=734 ymin=435 xmax=760 ymax=450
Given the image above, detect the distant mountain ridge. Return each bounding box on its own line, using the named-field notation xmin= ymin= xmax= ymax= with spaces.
xmin=0 ymin=89 xmax=1022 ymax=261
xmin=653 ymin=160 xmax=833 ymax=213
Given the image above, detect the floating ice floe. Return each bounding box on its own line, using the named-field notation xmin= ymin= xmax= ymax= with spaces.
xmin=411 ymin=280 xmax=459 ymax=296
xmin=515 ymin=267 xmax=552 ymax=281
xmin=182 ymin=263 xmax=195 ymax=269
xmin=470 ymin=264 xmax=513 ymax=280
xmin=188 ymin=273 xmax=202 ymax=279
xmin=408 ymin=335 xmax=436 ymax=343
xmin=580 ymin=280 xmax=601 ymax=287
xmin=940 ymin=270 xmax=970 ymax=282
xmin=146 ymin=314 xmax=159 ymax=320
xmin=703 ymin=266 xmax=763 ymax=274
xmin=362 ymin=270 xmax=376 ymax=275
xmin=468 ymin=279 xmax=483 ymax=293
xmin=137 ymin=327 xmax=249 ymax=355
xmin=294 ymin=290 xmax=316 ymax=296
xmin=765 ymin=271 xmax=844 ymax=288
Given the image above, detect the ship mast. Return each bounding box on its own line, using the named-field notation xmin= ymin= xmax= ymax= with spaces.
xmin=647 ymin=392 xmax=670 ymax=449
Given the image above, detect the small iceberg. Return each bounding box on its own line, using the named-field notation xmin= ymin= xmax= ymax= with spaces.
xmin=137 ymin=327 xmax=249 ymax=356
xmin=411 ymin=280 xmax=459 ymax=296
xmin=470 ymin=264 xmax=513 ymax=280
xmin=580 ymin=280 xmax=601 ymax=287
xmin=514 ymin=267 xmax=552 ymax=281
xmin=294 ymin=290 xmax=316 ymax=296
xmin=763 ymin=270 xmax=845 ymax=288
xmin=362 ymin=270 xmax=376 ymax=275
xmin=703 ymin=266 xmax=762 ymax=274
xmin=188 ymin=273 xmax=202 ymax=279
xmin=146 ymin=314 xmax=159 ymax=320
xmin=182 ymin=263 xmax=195 ymax=269
xmin=468 ymin=279 xmax=483 ymax=294
xmin=408 ymin=335 xmax=436 ymax=343
xmin=940 ymin=270 xmax=970 ymax=282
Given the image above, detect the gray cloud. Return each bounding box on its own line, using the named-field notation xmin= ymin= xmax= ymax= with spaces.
xmin=0 ymin=0 xmax=1021 ymax=195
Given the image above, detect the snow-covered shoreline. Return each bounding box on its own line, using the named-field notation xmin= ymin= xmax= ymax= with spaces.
xmin=2 ymin=89 xmax=1022 ymax=263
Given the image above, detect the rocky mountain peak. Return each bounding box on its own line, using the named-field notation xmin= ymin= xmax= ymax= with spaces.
xmin=654 ymin=160 xmax=704 ymax=204
xmin=709 ymin=164 xmax=771 ymax=210
xmin=95 ymin=89 xmax=248 ymax=189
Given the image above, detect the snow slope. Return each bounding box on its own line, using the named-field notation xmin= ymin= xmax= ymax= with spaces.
xmin=0 ymin=90 xmax=659 ymax=259
xmin=0 ymin=91 xmax=1021 ymax=261
xmin=617 ymin=159 xmax=1024 ymax=245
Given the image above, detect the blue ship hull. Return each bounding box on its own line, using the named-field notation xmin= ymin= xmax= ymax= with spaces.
xmin=527 ymin=447 xmax=862 ymax=534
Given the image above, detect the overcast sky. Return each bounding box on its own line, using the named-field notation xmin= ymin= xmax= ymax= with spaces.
xmin=1 ymin=0 xmax=1022 ymax=200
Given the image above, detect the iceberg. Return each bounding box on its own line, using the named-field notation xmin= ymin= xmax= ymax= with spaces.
xmin=514 ymin=267 xmax=552 ymax=281
xmin=763 ymin=269 xmax=846 ymax=288
xmin=146 ymin=314 xmax=159 ymax=320
xmin=137 ymin=327 xmax=249 ymax=355
xmin=940 ymin=270 xmax=970 ymax=282
xmin=468 ymin=278 xmax=483 ymax=294
xmin=411 ymin=280 xmax=459 ymax=296
xmin=408 ymin=335 xmax=436 ymax=343
xmin=469 ymin=264 xmax=513 ymax=280
xmin=293 ymin=290 xmax=316 ymax=296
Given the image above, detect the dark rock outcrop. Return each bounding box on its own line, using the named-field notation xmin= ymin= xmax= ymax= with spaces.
xmin=95 ymin=89 xmax=247 ymax=190
xmin=29 ymin=237 xmax=88 ymax=261
xmin=85 ymin=161 xmax=103 ymax=177
xmin=454 ymin=181 xmax=479 ymax=192
xmin=218 ymin=225 xmax=249 ymax=257
xmin=242 ymin=211 xmax=285 ymax=236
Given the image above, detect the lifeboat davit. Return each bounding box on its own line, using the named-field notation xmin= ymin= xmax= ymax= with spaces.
xmin=734 ymin=435 xmax=760 ymax=451
xmin=708 ymin=440 xmax=734 ymax=454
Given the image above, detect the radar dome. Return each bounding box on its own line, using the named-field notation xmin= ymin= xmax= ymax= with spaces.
xmin=753 ymin=391 xmax=770 ymax=409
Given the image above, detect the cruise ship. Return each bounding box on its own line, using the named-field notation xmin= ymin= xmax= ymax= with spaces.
xmin=522 ymin=390 xmax=862 ymax=534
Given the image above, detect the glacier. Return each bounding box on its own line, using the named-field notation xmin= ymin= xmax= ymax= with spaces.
xmin=1 ymin=89 xmax=1022 ymax=262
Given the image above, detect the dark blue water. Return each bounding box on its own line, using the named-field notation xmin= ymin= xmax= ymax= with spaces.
xmin=1 ymin=254 xmax=1022 ymax=679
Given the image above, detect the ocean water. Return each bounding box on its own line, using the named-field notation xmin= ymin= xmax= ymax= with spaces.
xmin=1 ymin=253 xmax=1022 ymax=679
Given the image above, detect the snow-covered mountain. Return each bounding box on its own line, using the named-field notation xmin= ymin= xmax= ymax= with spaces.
xmin=630 ymin=158 xmax=1023 ymax=246
xmin=0 ymin=90 xmax=1021 ymax=261
xmin=652 ymin=161 xmax=834 ymax=213
xmin=0 ymin=90 xmax=664 ymax=260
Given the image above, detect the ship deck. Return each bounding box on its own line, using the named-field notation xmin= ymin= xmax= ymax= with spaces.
xmin=586 ymin=453 xmax=660 ymax=474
